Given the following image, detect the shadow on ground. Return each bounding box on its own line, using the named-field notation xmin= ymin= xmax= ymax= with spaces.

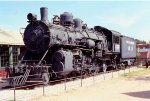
xmin=133 ymin=76 xmax=150 ymax=81
xmin=122 ymin=90 xmax=150 ymax=99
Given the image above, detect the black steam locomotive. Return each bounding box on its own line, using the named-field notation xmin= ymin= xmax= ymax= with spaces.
xmin=9 ymin=7 xmax=136 ymax=85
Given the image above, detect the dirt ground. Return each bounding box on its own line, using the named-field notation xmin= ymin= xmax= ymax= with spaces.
xmin=29 ymin=75 xmax=150 ymax=101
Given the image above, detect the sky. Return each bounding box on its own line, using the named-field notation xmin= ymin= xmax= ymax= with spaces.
xmin=0 ymin=1 xmax=150 ymax=42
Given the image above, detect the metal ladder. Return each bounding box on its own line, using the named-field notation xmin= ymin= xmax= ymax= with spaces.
xmin=10 ymin=69 xmax=31 ymax=86
xmin=19 ymin=69 xmax=31 ymax=85
xmin=9 ymin=46 xmax=51 ymax=86
xmin=9 ymin=55 xmax=31 ymax=87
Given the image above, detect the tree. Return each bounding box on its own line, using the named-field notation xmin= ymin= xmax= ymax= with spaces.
xmin=135 ymin=39 xmax=146 ymax=44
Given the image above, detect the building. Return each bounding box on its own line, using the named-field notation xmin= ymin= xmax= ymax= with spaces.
xmin=137 ymin=43 xmax=150 ymax=65
xmin=0 ymin=28 xmax=25 ymax=78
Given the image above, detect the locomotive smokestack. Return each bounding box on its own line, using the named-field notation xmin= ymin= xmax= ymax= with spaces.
xmin=40 ymin=7 xmax=48 ymax=22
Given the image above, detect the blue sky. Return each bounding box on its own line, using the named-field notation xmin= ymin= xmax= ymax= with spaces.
xmin=0 ymin=1 xmax=150 ymax=42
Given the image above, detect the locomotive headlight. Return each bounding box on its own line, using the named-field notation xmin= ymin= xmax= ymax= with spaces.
xmin=27 ymin=13 xmax=37 ymax=21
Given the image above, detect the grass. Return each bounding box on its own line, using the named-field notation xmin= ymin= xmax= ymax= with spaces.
xmin=122 ymin=68 xmax=150 ymax=77
xmin=7 ymin=100 xmax=15 ymax=101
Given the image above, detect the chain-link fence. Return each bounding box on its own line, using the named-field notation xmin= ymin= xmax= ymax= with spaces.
xmin=0 ymin=66 xmax=145 ymax=101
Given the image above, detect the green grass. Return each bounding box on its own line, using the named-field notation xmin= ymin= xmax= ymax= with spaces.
xmin=7 ymin=100 xmax=15 ymax=101
xmin=122 ymin=68 xmax=150 ymax=77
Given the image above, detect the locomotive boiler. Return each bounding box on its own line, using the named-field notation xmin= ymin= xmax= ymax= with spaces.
xmin=7 ymin=7 xmax=136 ymax=86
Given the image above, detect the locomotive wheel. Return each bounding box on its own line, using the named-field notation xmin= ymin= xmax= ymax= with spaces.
xmin=42 ymin=73 xmax=49 ymax=85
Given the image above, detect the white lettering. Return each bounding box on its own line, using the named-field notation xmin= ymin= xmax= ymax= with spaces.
xmin=126 ymin=40 xmax=135 ymax=45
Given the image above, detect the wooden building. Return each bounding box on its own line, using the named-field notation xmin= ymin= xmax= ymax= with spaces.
xmin=137 ymin=43 xmax=150 ymax=66
xmin=0 ymin=28 xmax=25 ymax=78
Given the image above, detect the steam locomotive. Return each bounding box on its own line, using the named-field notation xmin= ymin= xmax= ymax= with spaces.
xmin=9 ymin=7 xmax=136 ymax=85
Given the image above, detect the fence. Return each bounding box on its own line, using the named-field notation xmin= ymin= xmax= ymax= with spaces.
xmin=0 ymin=66 xmax=145 ymax=101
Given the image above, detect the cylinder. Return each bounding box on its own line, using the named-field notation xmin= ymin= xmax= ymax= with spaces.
xmin=40 ymin=7 xmax=48 ymax=21
xmin=53 ymin=51 xmax=64 ymax=62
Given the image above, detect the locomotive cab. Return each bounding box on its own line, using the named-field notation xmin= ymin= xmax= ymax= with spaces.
xmin=111 ymin=30 xmax=121 ymax=53
xmin=94 ymin=26 xmax=121 ymax=53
